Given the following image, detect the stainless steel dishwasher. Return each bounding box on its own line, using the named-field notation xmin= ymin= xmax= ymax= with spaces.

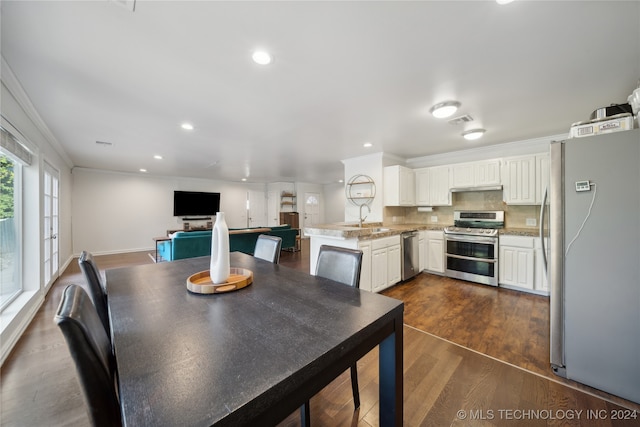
xmin=401 ymin=231 xmax=419 ymax=281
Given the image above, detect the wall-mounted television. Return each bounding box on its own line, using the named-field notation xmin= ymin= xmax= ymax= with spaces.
xmin=173 ymin=191 xmax=221 ymax=217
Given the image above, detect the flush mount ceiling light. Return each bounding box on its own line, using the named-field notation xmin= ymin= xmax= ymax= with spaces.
xmin=181 ymin=122 xmax=194 ymax=131
xmin=429 ymin=101 xmax=461 ymax=119
xmin=462 ymin=128 xmax=486 ymax=140
xmin=252 ymin=50 xmax=272 ymax=65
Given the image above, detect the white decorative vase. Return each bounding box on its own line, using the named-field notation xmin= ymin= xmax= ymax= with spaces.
xmin=209 ymin=212 xmax=230 ymax=284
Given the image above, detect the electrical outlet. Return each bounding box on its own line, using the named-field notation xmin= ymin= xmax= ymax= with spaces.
xmin=526 ymin=218 xmax=537 ymax=227
xmin=431 ymin=215 xmax=438 ymax=223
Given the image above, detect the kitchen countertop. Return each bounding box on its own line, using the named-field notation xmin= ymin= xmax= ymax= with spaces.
xmin=304 ymin=222 xmax=541 ymax=239
xmin=304 ymin=222 xmax=446 ymax=240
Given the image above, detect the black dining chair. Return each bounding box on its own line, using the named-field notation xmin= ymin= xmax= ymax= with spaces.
xmin=253 ymin=234 xmax=282 ymax=264
xmin=78 ymin=250 xmax=110 ymax=336
xmin=302 ymin=245 xmax=364 ymax=426
xmin=54 ymin=284 xmax=122 ymax=427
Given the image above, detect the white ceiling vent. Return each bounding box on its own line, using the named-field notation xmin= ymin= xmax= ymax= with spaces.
xmin=448 ymin=114 xmax=474 ymax=126
xmin=110 ymin=0 xmax=136 ymax=12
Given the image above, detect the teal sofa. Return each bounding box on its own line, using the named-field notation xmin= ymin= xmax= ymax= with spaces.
xmin=267 ymin=225 xmax=299 ymax=251
xmin=157 ymin=228 xmax=267 ymax=261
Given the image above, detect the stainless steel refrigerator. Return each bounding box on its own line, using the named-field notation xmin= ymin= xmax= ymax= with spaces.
xmin=546 ymin=128 xmax=640 ymax=404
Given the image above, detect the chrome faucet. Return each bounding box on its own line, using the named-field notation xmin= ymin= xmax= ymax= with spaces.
xmin=359 ymin=204 xmax=371 ymax=228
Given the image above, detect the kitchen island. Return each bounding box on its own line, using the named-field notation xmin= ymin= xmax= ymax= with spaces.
xmin=304 ymin=223 xmax=446 ymax=293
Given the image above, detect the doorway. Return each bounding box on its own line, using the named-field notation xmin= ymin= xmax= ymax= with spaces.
xmin=303 ymin=192 xmax=321 ymax=228
xmin=247 ymin=190 xmax=266 ymax=227
xmin=43 ymin=161 xmax=59 ymax=288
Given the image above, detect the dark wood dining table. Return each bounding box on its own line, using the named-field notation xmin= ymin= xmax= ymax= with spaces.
xmin=106 ymin=252 xmax=403 ymax=426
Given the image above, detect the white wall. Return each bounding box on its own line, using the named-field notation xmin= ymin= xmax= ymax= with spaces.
xmin=323 ymin=183 xmax=346 ymax=224
xmin=71 ymin=168 xmax=268 ymax=255
xmin=1 ymin=60 xmax=74 ymax=364
xmin=342 ymin=153 xmax=385 ymax=223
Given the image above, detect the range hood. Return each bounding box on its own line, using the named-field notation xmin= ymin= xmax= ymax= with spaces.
xmin=450 ymin=184 xmax=503 ymax=193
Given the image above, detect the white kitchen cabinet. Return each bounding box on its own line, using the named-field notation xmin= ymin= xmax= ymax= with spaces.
xmin=371 ymin=248 xmax=388 ymax=293
xmin=428 ymin=166 xmax=451 ymax=206
xmin=414 ymin=166 xmax=450 ymax=206
xmin=415 ymin=168 xmax=430 ymax=205
xmin=475 ymin=159 xmax=502 ymax=186
xmin=451 ymin=163 xmax=475 ymax=188
xmin=384 ymin=165 xmax=415 ymax=206
xmin=451 ymin=159 xmax=501 ymax=188
xmin=418 ymin=231 xmax=426 ymax=271
xmin=358 ymin=241 xmax=372 ymax=292
xmin=371 ymin=235 xmax=402 ymax=292
xmin=536 ymin=153 xmax=550 ymax=204
xmin=499 ymin=235 xmax=535 ymax=290
xmin=502 ymin=155 xmax=536 ymax=204
xmin=388 ymin=244 xmax=402 ymax=285
xmin=426 ymin=230 xmax=445 ymax=274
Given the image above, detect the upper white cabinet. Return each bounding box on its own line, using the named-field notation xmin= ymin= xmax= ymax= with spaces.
xmin=429 ymin=166 xmax=451 ymax=206
xmin=502 ymin=155 xmax=536 ymax=205
xmin=384 ymin=165 xmax=415 ymax=206
xmin=414 ymin=166 xmax=451 ymax=206
xmin=451 ymin=159 xmax=501 ymax=188
xmin=451 ymin=163 xmax=474 ymax=188
xmin=415 ymin=168 xmax=430 ymax=206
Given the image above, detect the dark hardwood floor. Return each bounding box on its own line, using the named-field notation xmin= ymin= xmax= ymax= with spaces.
xmin=2 ymin=240 xmax=638 ymax=426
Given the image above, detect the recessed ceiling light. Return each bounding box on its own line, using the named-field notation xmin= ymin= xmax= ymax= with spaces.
xmin=462 ymin=129 xmax=486 ymax=140
xmin=139 ymin=168 xmax=147 ymax=173
xmin=252 ymin=50 xmax=272 ymax=65
xmin=496 ymin=0 xmax=515 ymax=4
xmin=181 ymin=122 xmax=194 ymax=131
xmin=241 ymin=178 xmax=247 ymax=182
xmin=430 ymin=101 xmax=461 ymax=119
xmin=153 ymin=155 xmax=163 ymax=160
xmin=363 ymin=142 xmax=373 ymax=148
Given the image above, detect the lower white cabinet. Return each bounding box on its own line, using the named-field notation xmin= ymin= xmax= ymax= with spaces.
xmin=371 ymin=235 xmax=401 ymax=292
xmin=426 ymin=230 xmax=445 ymax=274
xmin=499 ymin=235 xmax=535 ymax=290
xmin=358 ymin=241 xmax=372 ymax=292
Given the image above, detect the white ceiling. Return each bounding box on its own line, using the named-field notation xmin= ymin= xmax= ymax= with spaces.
xmin=1 ymin=1 xmax=639 ymax=184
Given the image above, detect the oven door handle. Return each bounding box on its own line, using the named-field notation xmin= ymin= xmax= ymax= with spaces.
xmin=444 ymin=234 xmax=497 ymax=244
xmin=445 ymin=253 xmax=497 ymax=263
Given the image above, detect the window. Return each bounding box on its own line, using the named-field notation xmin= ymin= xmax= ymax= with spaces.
xmin=0 ymin=154 xmax=21 ymax=310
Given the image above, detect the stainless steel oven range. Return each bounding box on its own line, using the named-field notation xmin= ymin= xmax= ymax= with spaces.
xmin=444 ymin=211 xmax=504 ymax=286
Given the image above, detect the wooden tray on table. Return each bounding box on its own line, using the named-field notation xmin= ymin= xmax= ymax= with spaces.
xmin=186 ymin=268 xmax=253 ymax=294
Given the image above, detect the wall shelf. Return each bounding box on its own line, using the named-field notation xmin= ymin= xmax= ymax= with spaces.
xmin=280 ymin=192 xmax=297 ymax=209
xmin=345 ymin=174 xmax=376 ymax=206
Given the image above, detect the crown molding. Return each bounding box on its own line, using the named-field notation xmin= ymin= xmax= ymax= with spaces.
xmin=1 ymin=55 xmax=74 ymax=168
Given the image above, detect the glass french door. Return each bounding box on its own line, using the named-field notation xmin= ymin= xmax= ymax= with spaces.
xmin=43 ymin=162 xmax=59 ymax=287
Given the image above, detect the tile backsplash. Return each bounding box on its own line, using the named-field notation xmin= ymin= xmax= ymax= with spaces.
xmin=384 ymin=190 xmax=540 ymax=229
